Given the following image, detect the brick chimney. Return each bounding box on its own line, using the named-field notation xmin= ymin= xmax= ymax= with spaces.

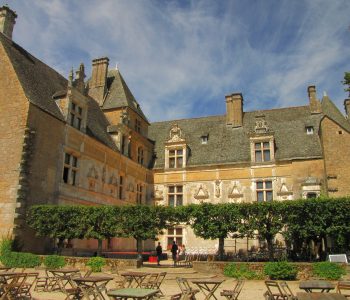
xmin=225 ymin=93 xmax=243 ymax=127
xmin=344 ymin=99 xmax=350 ymax=119
xmin=308 ymin=85 xmax=322 ymax=114
xmin=88 ymin=57 xmax=109 ymax=106
xmin=0 ymin=6 xmax=17 ymax=40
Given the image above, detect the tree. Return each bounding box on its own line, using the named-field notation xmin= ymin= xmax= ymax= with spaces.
xmin=239 ymin=201 xmax=285 ymax=261
xmin=118 ymin=205 xmax=170 ymax=253
xmin=81 ymin=206 xmax=122 ymax=256
xmin=188 ymin=203 xmax=241 ymax=260
xmin=342 ymin=72 xmax=350 ymax=96
xmin=27 ymin=205 xmax=84 ymax=253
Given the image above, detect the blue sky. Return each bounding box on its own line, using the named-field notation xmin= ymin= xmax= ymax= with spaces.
xmin=3 ymin=0 xmax=350 ymax=122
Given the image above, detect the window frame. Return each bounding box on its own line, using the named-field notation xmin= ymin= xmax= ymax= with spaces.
xmin=167 ymin=226 xmax=183 ymax=249
xmin=136 ymin=183 xmax=143 ymax=204
xmin=256 ymin=180 xmax=273 ymax=202
xmin=168 ymin=148 xmax=184 ymax=169
xmin=69 ymin=102 xmax=83 ymax=130
xmin=135 ymin=119 xmax=141 ymax=133
xmin=137 ymin=147 xmax=144 ymax=165
xmin=168 ymin=185 xmax=183 ymax=207
xmin=62 ymin=153 xmax=78 ymax=186
xmin=119 ymin=175 xmax=124 ymax=200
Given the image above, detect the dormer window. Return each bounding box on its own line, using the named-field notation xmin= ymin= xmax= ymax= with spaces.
xmin=165 ymin=123 xmax=187 ymax=169
xmin=201 ymin=135 xmax=208 ymax=144
xmin=169 ymin=149 xmax=183 ymax=168
xmin=306 ymin=126 xmax=314 ymax=135
xmin=69 ymin=102 xmax=83 ymax=130
xmin=254 ymin=141 xmax=271 ymax=162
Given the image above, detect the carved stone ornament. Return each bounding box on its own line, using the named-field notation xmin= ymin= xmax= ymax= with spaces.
xmin=87 ymin=165 xmax=99 ymax=180
xmin=154 ymin=186 xmax=163 ymax=200
xmin=194 ymin=184 xmax=209 ymax=200
xmin=215 ymin=180 xmax=221 ymax=198
xmin=254 ymin=117 xmax=269 ymax=133
xmin=228 ymin=181 xmax=243 ymax=198
xmin=167 ymin=123 xmax=185 ymax=143
xmin=108 ymin=173 xmax=118 ymax=186
xmin=277 ymin=181 xmax=293 ymax=196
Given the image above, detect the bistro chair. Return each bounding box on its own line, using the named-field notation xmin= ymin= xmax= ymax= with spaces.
xmin=264 ymin=280 xmax=296 ymax=300
xmin=220 ymin=279 xmax=245 ymax=300
xmin=176 ymin=277 xmax=199 ymax=300
xmin=141 ymin=273 xmax=159 ymax=289
xmin=337 ymin=281 xmax=350 ymax=298
xmin=279 ymin=281 xmax=297 ymax=300
xmin=35 ymin=269 xmax=60 ymax=292
xmin=15 ymin=272 xmax=38 ymax=299
xmin=1 ymin=273 xmax=28 ymax=299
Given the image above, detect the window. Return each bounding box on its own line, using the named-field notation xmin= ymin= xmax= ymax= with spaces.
xmin=254 ymin=141 xmax=271 ymax=162
xmin=135 ymin=119 xmax=141 ymax=133
xmin=62 ymin=153 xmax=78 ymax=186
xmin=119 ymin=175 xmax=124 ymax=199
xmin=121 ymin=135 xmax=126 ymax=155
xmin=137 ymin=147 xmax=144 ymax=165
xmin=70 ymin=102 xmax=83 ymax=130
xmin=136 ymin=184 xmax=143 ymax=204
xmin=167 ymin=227 xmax=183 ymax=249
xmin=306 ymin=126 xmax=314 ymax=135
xmin=168 ymin=185 xmax=183 ymax=207
xmin=256 ymin=180 xmax=273 ymax=202
xmin=169 ymin=149 xmax=183 ymax=168
xmin=201 ymin=135 xmax=208 ymax=144
xmin=306 ymin=192 xmax=317 ymax=199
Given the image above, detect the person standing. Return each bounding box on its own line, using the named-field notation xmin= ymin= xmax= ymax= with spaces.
xmin=171 ymin=241 xmax=178 ymax=267
xmin=156 ymin=242 xmax=162 ymax=266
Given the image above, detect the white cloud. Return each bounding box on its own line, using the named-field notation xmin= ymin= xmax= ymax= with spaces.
xmin=4 ymin=0 xmax=350 ymax=121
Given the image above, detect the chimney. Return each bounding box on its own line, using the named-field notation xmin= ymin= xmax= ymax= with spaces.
xmin=225 ymin=93 xmax=243 ymax=127
xmin=0 ymin=6 xmax=17 ymax=40
xmin=88 ymin=57 xmax=109 ymax=106
xmin=344 ymin=99 xmax=350 ymax=119
xmin=308 ymin=85 xmax=322 ymax=114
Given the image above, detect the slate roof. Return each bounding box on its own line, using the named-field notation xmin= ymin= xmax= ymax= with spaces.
xmin=0 ymin=32 xmax=117 ymax=150
xmin=321 ymin=96 xmax=350 ymax=132
xmin=148 ymin=106 xmax=327 ymax=169
xmin=102 ymin=69 xmax=149 ymax=123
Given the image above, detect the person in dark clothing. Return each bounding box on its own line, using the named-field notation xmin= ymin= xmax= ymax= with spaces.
xmin=171 ymin=241 xmax=178 ymax=266
xmin=156 ymin=242 xmax=162 ymax=266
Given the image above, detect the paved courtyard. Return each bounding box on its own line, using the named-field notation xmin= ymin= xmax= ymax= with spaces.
xmin=26 ymin=260 xmax=331 ymax=300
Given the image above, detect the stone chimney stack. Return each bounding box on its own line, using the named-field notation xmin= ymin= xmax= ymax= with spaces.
xmin=344 ymin=99 xmax=350 ymax=119
xmin=88 ymin=57 xmax=109 ymax=106
xmin=225 ymin=93 xmax=244 ymax=127
xmin=308 ymin=85 xmax=322 ymax=114
xmin=0 ymin=6 xmax=17 ymax=40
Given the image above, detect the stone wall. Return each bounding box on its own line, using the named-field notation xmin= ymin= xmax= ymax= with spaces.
xmin=321 ymin=117 xmax=350 ymax=197
xmin=0 ymin=41 xmax=29 ymax=240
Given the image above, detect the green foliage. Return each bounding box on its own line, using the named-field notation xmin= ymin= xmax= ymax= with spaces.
xmin=342 ymin=72 xmax=350 ymax=95
xmin=1 ymin=252 xmax=41 ymax=268
xmin=239 ymin=201 xmax=285 ymax=260
xmin=0 ymin=238 xmax=13 ymax=257
xmin=118 ymin=205 xmax=170 ymax=252
xmin=43 ymin=255 xmax=66 ymax=269
xmin=312 ymin=262 xmax=346 ymax=280
xmin=224 ymin=263 xmax=263 ymax=279
xmin=27 ymin=205 xmax=86 ymax=241
xmin=188 ymin=203 xmax=241 ymax=260
xmin=86 ymin=257 xmax=106 ymax=272
xmin=264 ymin=261 xmax=297 ymax=280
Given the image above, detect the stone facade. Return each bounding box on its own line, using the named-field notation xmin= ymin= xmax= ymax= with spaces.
xmin=1 ymin=5 xmax=350 ymax=255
